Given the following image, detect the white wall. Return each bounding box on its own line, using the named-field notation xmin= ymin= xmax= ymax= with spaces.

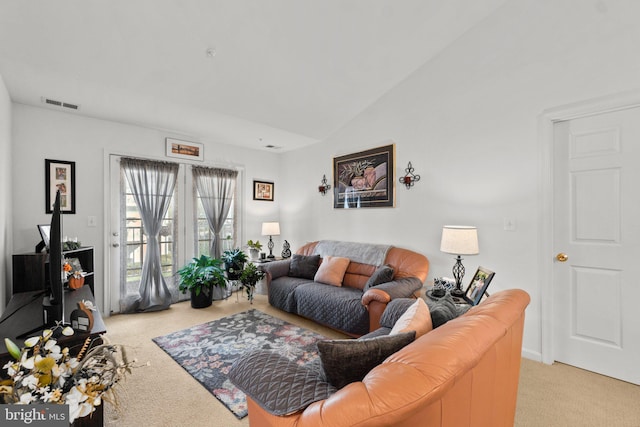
xmin=11 ymin=104 xmax=281 ymax=312
xmin=280 ymin=0 xmax=640 ymax=359
xmin=0 ymin=75 xmax=12 ymax=311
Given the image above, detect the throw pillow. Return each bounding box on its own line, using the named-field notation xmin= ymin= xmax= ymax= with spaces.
xmin=314 ymin=256 xmax=350 ymax=287
xmin=389 ymin=298 xmax=433 ymax=338
xmin=317 ymin=332 xmax=415 ymax=389
xmin=428 ymin=293 xmax=459 ymax=328
xmin=363 ymin=264 xmax=395 ymax=291
xmin=288 ymin=254 xmax=321 ymax=280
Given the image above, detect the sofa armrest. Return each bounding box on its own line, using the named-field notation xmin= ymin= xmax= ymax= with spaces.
xmin=257 ymin=259 xmax=291 ymax=288
xmin=361 ymin=277 xmax=423 ymax=332
xmin=228 ymin=350 xmax=336 ymax=416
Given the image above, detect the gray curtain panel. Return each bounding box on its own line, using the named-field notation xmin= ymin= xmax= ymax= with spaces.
xmin=121 ymin=157 xmax=179 ymax=312
xmin=192 ymin=166 xmax=238 ymax=258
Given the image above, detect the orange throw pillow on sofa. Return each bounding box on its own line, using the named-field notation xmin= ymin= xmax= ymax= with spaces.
xmin=390 ymin=298 xmax=433 ymax=338
xmin=314 ymin=256 xmax=350 ymax=287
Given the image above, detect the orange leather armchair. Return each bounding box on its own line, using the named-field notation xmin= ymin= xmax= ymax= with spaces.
xmin=243 ymin=289 xmax=530 ymax=427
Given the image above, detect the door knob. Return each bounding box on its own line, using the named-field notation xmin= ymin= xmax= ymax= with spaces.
xmin=556 ymin=253 xmax=568 ymax=262
xmin=112 ymin=243 xmax=120 ymax=248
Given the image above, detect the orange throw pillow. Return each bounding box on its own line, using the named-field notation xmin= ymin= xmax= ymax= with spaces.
xmin=389 ymin=298 xmax=433 ymax=338
xmin=314 ymin=256 xmax=351 ymax=287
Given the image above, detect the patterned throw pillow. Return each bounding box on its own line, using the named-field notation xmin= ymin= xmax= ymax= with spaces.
xmin=317 ymin=332 xmax=415 ymax=389
xmin=363 ymin=264 xmax=395 ymax=290
xmin=288 ymin=254 xmax=321 ymax=279
xmin=314 ymin=256 xmax=350 ymax=287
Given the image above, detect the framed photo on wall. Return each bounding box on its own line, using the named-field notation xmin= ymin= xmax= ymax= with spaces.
xmin=464 ymin=266 xmax=495 ymax=305
xmin=333 ymin=143 xmax=395 ymax=209
xmin=253 ymin=180 xmax=274 ymax=201
xmin=45 ymin=159 xmax=76 ymax=214
xmin=165 ymin=137 xmax=204 ymax=161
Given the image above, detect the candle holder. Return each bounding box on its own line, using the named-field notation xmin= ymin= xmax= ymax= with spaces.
xmin=318 ymin=174 xmax=332 ymax=195
xmin=399 ymin=162 xmax=420 ymax=189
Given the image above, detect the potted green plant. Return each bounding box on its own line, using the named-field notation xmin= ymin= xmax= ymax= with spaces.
xmin=221 ymin=248 xmax=248 ymax=280
xmin=177 ymin=255 xmax=227 ymax=308
xmin=246 ymin=239 xmax=263 ymax=260
xmin=239 ymin=262 xmax=265 ymax=304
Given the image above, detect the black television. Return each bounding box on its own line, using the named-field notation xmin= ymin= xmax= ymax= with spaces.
xmin=42 ymin=189 xmax=64 ymax=326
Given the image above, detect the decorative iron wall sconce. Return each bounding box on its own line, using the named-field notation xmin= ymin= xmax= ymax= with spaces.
xmin=318 ymin=174 xmax=332 ymax=195
xmin=399 ymin=162 xmax=420 ymax=189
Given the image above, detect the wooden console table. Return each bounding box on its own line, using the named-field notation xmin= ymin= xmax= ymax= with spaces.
xmin=0 ymin=286 xmax=106 ymax=363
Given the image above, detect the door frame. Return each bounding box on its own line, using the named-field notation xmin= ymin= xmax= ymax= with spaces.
xmin=538 ymin=89 xmax=640 ymax=364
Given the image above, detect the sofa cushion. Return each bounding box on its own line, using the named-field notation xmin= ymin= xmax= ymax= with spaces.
xmin=363 ymin=264 xmax=395 ymax=290
xmin=427 ymin=293 xmax=459 ymax=328
xmin=389 ymin=298 xmax=433 ymax=338
xmin=229 ymin=351 xmax=336 ymax=416
xmin=314 ymin=256 xmax=350 ymax=287
xmin=295 ymin=283 xmax=370 ymax=336
xmin=317 ymin=331 xmax=415 ymax=389
xmin=288 ymin=254 xmax=321 ymax=280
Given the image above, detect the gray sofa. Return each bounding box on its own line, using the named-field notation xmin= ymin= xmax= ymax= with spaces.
xmin=258 ymin=240 xmax=430 ymax=336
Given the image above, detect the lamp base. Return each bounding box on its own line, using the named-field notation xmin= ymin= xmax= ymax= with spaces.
xmin=450 ymin=287 xmax=465 ymax=298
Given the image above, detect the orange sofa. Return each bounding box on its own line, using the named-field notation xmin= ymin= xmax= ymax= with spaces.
xmin=239 ymin=289 xmax=530 ymax=427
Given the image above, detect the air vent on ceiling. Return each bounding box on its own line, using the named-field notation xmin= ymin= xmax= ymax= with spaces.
xmin=41 ymin=97 xmax=80 ymax=111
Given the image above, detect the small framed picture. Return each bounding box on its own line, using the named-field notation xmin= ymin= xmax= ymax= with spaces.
xmin=165 ymin=138 xmax=204 ymax=161
xmin=45 ymin=159 xmax=76 ymax=214
xmin=253 ymin=180 xmax=274 ymax=201
xmin=464 ymin=266 xmax=495 ymax=305
xmin=37 ymin=224 xmax=51 ymax=248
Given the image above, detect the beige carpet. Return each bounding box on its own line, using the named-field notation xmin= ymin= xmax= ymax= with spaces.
xmin=101 ymin=293 xmax=640 ymax=427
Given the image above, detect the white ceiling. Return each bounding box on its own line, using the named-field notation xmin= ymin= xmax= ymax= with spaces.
xmin=0 ymin=0 xmax=507 ymax=152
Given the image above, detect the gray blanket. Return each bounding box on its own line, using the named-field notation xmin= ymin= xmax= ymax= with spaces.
xmin=313 ymin=240 xmax=392 ymax=266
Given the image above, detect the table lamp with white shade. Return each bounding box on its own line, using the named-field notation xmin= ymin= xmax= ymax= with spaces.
xmin=261 ymin=222 xmax=280 ymax=259
xmin=440 ymin=225 xmax=479 ymax=297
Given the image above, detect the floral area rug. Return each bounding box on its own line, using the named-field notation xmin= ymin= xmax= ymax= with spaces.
xmin=152 ymin=309 xmax=326 ymax=419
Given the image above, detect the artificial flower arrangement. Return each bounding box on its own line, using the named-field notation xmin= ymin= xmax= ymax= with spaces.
xmin=0 ymin=323 xmax=135 ymax=423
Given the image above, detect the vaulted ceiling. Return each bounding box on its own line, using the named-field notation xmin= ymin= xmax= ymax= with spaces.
xmin=0 ymin=0 xmax=507 ymax=151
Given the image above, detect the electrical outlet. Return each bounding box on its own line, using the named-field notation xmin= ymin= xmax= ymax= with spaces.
xmin=503 ymin=217 xmax=516 ymax=231
xmin=87 ymin=216 xmax=97 ymax=227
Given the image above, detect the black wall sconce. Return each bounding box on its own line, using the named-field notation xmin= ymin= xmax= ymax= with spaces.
xmin=318 ymin=174 xmax=332 ymax=195
xmin=399 ymin=162 xmax=420 ymax=189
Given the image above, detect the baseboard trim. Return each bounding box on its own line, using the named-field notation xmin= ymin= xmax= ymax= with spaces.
xmin=522 ymin=348 xmax=543 ymax=363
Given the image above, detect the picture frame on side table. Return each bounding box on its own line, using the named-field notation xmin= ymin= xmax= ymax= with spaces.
xmin=45 ymin=159 xmax=76 ymax=214
xmin=333 ymin=143 xmax=395 ymax=209
xmin=253 ymin=180 xmax=274 ymax=201
xmin=463 ymin=266 xmax=495 ymax=306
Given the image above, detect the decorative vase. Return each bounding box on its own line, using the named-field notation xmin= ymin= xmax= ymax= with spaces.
xmin=249 ymin=248 xmax=260 ymax=260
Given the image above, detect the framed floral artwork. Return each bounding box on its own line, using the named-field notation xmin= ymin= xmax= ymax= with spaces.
xmin=333 ymin=143 xmax=395 ymax=208
xmin=45 ymin=159 xmax=76 ymax=214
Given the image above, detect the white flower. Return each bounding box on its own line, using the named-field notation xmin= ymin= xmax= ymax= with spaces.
xmin=61 ymin=326 xmax=74 ymax=336
xmin=43 ymin=339 xmax=57 ymax=351
xmin=21 ymin=375 xmax=38 ymax=390
xmin=19 ymin=392 xmax=36 ymax=404
xmin=66 ymin=386 xmax=94 ymax=423
xmin=24 ymin=336 xmax=40 ymax=348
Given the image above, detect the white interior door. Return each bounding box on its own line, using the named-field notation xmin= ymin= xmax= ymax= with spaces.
xmin=553 ymin=107 xmax=640 ymax=385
